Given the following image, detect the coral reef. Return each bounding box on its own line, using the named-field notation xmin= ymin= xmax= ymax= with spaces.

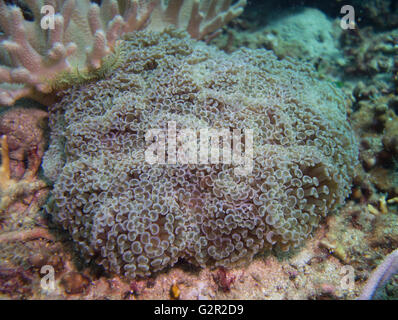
xmin=318 ymin=197 xmax=398 ymax=300
xmin=218 ymin=5 xmax=398 ymax=205
xmin=210 ymin=7 xmax=346 ymax=80
xmin=213 ymin=8 xmax=342 ymax=62
xmin=349 ymin=0 xmax=398 ymax=30
xmin=42 ymin=29 xmax=358 ymax=279
xmin=0 ymin=1 xmax=396 ymax=301
xmin=257 ymin=8 xmax=341 ymax=62
xmin=351 ymin=93 xmax=398 ymax=198
xmin=340 ymin=27 xmax=398 ymax=76
xmin=0 ymin=0 xmax=246 ymax=106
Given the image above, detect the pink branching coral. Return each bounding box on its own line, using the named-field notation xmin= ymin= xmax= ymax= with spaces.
xmin=0 ymin=0 xmax=247 ymax=106
xmin=148 ymin=0 xmax=247 ymax=39
xmin=0 ymin=0 xmax=157 ymax=105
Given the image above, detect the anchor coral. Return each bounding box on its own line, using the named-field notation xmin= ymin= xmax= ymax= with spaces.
xmin=43 ymin=29 xmax=358 ymax=278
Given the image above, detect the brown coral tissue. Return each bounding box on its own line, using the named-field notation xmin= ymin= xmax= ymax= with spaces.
xmin=42 ymin=29 xmax=358 ymax=279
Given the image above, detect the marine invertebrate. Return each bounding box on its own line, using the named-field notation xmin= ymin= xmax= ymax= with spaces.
xmin=148 ymin=0 xmax=247 ymax=40
xmin=359 ymin=249 xmax=398 ymax=300
xmin=0 ymin=0 xmax=246 ymax=106
xmin=0 ymin=0 xmax=156 ymax=105
xmin=43 ymin=29 xmax=358 ymax=278
xmin=349 ymin=0 xmax=398 ymax=29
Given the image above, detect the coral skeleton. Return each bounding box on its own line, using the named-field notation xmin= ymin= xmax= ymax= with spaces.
xmin=0 ymin=226 xmax=54 ymax=243
xmin=0 ymin=0 xmax=246 ymax=106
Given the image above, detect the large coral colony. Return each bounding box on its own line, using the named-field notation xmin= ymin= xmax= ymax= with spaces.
xmin=1 ymin=0 xmax=358 ymax=280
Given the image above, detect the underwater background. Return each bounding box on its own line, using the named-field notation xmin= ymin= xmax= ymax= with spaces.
xmin=0 ymin=0 xmax=397 ymax=300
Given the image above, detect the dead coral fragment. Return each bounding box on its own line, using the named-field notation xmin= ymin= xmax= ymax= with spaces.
xmin=387 ymin=197 xmax=398 ymax=204
xmin=0 ymin=227 xmax=54 ymax=243
xmin=0 ymin=135 xmax=46 ymax=215
xmin=0 ymin=135 xmax=12 ymax=190
xmin=319 ymin=239 xmax=348 ymax=263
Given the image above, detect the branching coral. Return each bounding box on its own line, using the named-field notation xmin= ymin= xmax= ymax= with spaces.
xmin=0 ymin=0 xmax=157 ymax=105
xmin=0 ymin=0 xmax=246 ymax=106
xmin=148 ymin=0 xmax=247 ymax=39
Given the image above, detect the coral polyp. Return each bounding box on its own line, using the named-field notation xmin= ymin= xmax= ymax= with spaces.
xmin=43 ymin=29 xmax=358 ymax=278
